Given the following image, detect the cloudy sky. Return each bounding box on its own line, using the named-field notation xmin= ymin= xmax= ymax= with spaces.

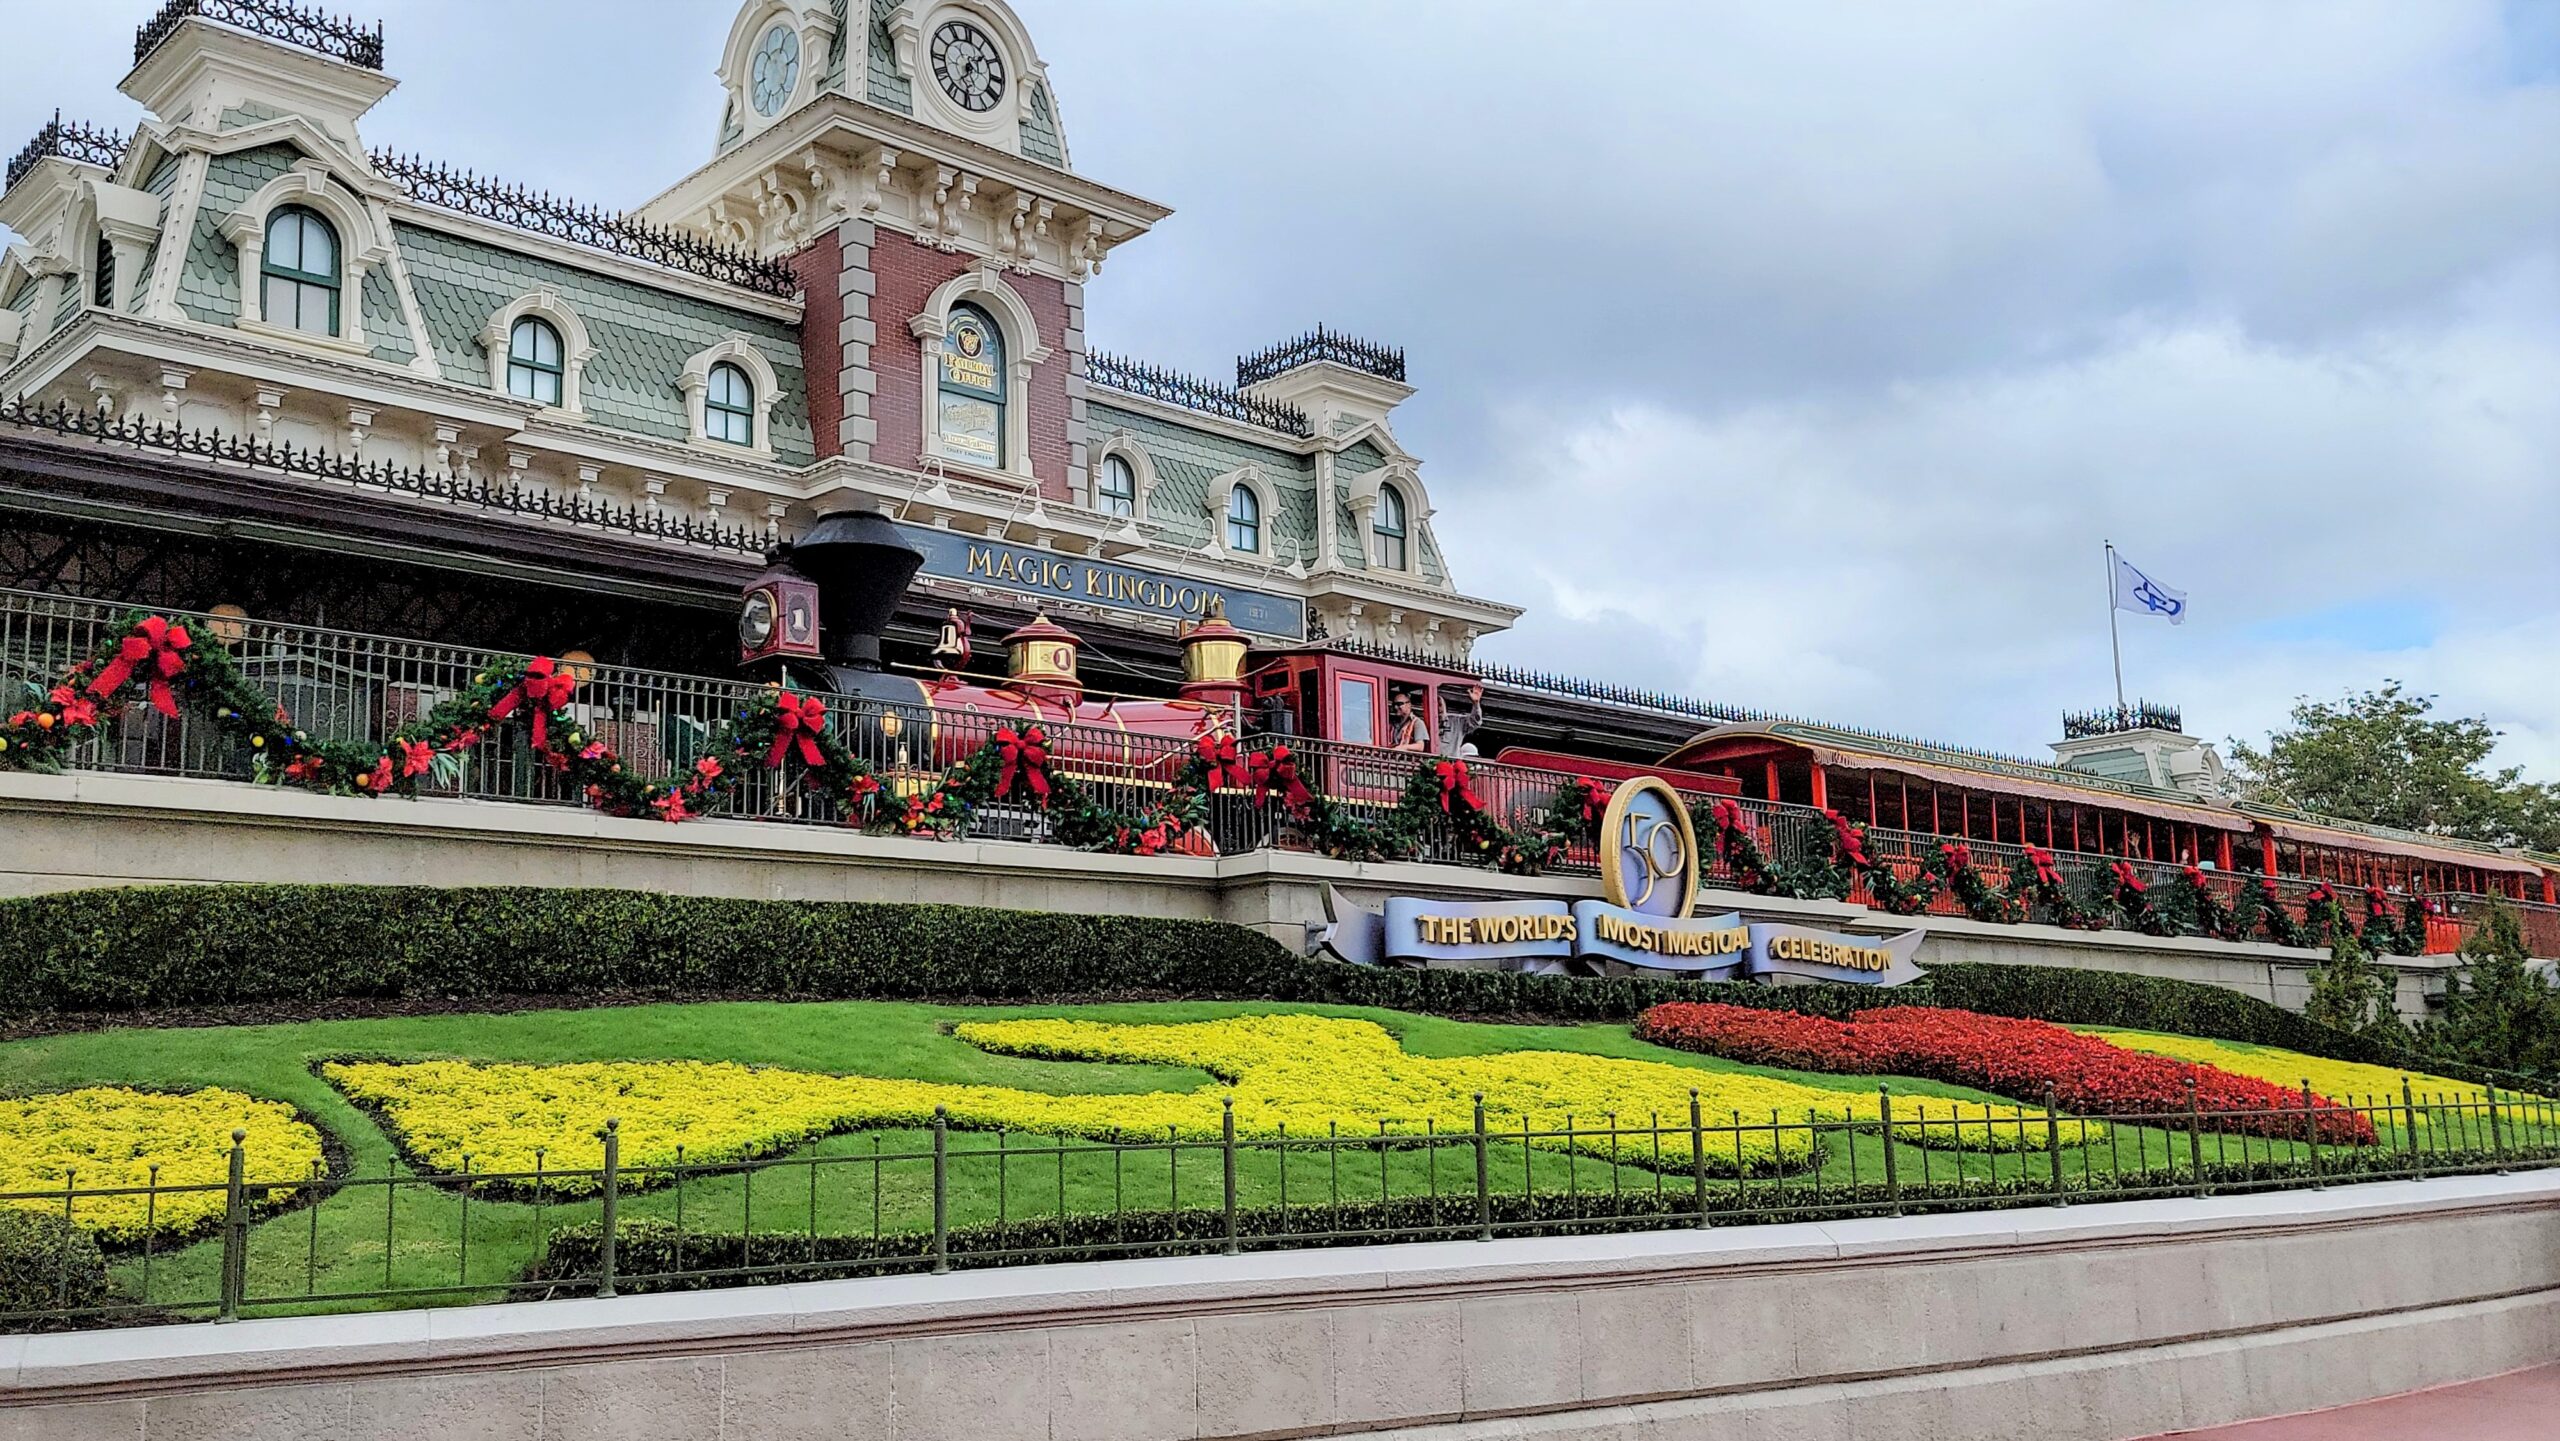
xmin=5 ymin=1 xmax=2553 ymax=777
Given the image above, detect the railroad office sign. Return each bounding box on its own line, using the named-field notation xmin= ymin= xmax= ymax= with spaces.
xmin=1314 ymin=775 xmax=1921 ymax=985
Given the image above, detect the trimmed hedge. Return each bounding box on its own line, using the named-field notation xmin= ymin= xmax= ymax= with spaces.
xmin=0 ymin=1211 xmax=111 ymax=1327
xmin=1921 ymin=962 xmax=2524 ymax=1090
xmin=0 ymin=885 xmax=1913 ymax=1024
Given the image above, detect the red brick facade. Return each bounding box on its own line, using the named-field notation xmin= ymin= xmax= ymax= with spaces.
xmin=785 ymin=233 xmax=844 ymax=460
xmin=868 ymin=231 xmax=1074 ymax=502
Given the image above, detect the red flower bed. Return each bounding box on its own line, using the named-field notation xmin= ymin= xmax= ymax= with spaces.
xmin=1634 ymin=1003 xmax=2375 ymax=1145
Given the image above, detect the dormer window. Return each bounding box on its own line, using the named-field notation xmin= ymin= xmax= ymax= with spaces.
xmin=506 ymin=318 xmax=565 ymax=406
xmin=260 ymin=206 xmax=340 ymax=337
xmin=1098 ymin=454 xmax=1137 ymax=518
xmin=1225 ymin=486 xmax=1262 ymax=554
xmin=705 ymin=362 xmax=757 ymax=447
xmin=1372 ymin=484 xmax=1409 ymax=570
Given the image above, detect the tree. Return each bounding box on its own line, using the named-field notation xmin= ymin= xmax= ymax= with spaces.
xmin=2228 ymin=682 xmax=2560 ymax=851
xmin=2422 ymin=901 xmax=2560 ymax=1080
xmin=2302 ymin=932 xmax=2407 ymax=1044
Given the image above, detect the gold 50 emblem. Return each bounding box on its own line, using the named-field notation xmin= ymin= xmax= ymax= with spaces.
xmin=1598 ymin=777 xmax=1698 ymax=920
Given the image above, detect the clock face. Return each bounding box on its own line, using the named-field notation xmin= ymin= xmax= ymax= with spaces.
xmin=750 ymin=23 xmax=801 ymax=117
xmin=930 ymin=19 xmax=1007 ymax=113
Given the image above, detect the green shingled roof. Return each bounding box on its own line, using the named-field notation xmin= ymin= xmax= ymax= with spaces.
xmin=397 ymin=222 xmax=812 ymax=464
xmin=176 ymin=144 xmax=298 ymax=326
xmin=1091 ymin=398 xmax=1315 ymax=562
xmin=866 ymin=0 xmax=912 ymax=113
xmin=1019 ymin=83 xmax=1063 ymax=167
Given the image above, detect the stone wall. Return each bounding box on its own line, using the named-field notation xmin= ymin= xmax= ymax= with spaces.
xmin=6 ymin=1171 xmax=2556 ymax=1440
xmin=0 ymin=769 xmax=2458 ymax=1019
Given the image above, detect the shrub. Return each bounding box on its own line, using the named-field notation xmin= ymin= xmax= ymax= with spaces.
xmin=0 ymin=885 xmax=1927 ymax=1026
xmin=0 ymin=1211 xmax=111 ymax=1327
xmin=1634 ymin=1002 xmax=2376 ymax=1143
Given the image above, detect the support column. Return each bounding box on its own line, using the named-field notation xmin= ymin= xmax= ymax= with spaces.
xmin=1808 ymin=763 xmax=1827 ymax=811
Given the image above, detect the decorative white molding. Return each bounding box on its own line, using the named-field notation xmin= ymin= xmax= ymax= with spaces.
xmin=215 ymin=161 xmax=394 ymax=348
xmin=678 ymin=334 xmax=783 ymax=458
xmin=478 ymin=287 xmax=597 ymax=415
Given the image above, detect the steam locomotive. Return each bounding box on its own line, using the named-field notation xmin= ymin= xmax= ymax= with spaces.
xmin=731 ymin=507 xmax=1740 ymax=799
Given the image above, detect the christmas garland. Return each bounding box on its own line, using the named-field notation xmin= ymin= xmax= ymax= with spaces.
xmin=2162 ymin=864 xmax=2243 ymax=942
xmin=2010 ymin=843 xmax=2103 ymax=929
xmin=1920 ymin=841 xmax=2025 ymax=923
xmin=1704 ymin=799 xmax=1786 ymax=893
xmin=0 ymin=611 xmax=1611 ymax=874
xmin=2232 ymin=875 xmax=2305 ymax=947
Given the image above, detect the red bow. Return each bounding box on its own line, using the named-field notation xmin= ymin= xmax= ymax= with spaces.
xmin=1821 ymin=808 xmax=1871 ymax=867
xmin=1432 ymin=759 xmax=1481 ymax=814
xmin=994 ymin=725 xmax=1052 ymax=804
xmin=1194 ymin=731 xmax=1245 ymax=790
xmin=2023 ymin=844 xmax=2065 ymax=888
xmin=89 ymin=615 xmax=193 ymax=718
xmin=1248 ymin=746 xmax=1313 ymax=815
xmin=2110 ymin=860 xmax=2148 ymax=894
xmin=1938 ymin=842 xmax=1975 ymax=871
xmin=488 ymin=657 xmax=576 ymax=749
xmin=1573 ymin=778 xmax=1608 ymax=826
xmin=764 ymin=691 xmax=828 ymax=770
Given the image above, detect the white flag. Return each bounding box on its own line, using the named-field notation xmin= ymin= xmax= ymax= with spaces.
xmin=2112 ymin=554 xmax=2188 ymax=626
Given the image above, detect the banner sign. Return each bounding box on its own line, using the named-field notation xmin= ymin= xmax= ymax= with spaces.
xmin=1744 ymin=923 xmax=1926 ymax=986
xmin=1382 ymin=897 xmax=1576 ymax=966
xmin=895 ymin=523 xmax=1308 ymax=640
xmin=1571 ymin=900 xmax=1749 ymax=976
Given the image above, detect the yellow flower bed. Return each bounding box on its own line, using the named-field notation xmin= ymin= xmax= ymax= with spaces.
xmin=326 ymin=1014 xmax=2070 ymax=1189
xmin=2078 ymin=1029 xmax=2527 ymax=1120
xmin=0 ymin=1087 xmax=326 ymax=1241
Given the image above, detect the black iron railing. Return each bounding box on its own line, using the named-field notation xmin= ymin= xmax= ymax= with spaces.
xmin=1087 ymin=351 xmax=1312 ymax=437
xmin=2064 ymin=701 xmax=2185 ymax=739
xmin=368 ymin=151 xmax=802 ymax=299
xmin=5 ymin=113 xmax=128 ymax=194
xmin=0 ymin=399 xmax=771 ymax=556
xmin=1235 ymin=323 xmax=1407 ymax=387
xmin=135 ymin=0 xmax=385 ymax=71
xmin=7 ymin=1085 xmax=2551 ymax=1327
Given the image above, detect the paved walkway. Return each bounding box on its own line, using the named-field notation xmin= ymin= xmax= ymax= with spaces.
xmin=2144 ymin=1363 xmax=2560 ymax=1439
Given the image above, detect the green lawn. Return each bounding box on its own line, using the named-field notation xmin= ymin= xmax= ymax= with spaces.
xmin=0 ymin=998 xmax=2448 ymax=1320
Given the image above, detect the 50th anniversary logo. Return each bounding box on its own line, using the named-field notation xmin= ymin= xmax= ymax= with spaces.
xmin=1316 ymin=777 xmax=1925 ymax=985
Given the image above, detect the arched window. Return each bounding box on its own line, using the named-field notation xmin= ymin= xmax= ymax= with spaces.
xmin=1371 ymin=484 xmax=1408 ymax=570
xmin=1098 ymin=453 xmax=1137 ymax=518
xmin=705 ymin=361 xmax=756 ymax=446
xmin=935 ymin=302 xmax=1006 ymax=467
xmin=1225 ymin=485 xmax=1262 ymax=554
xmin=507 ymin=317 xmax=565 ymax=406
xmin=260 ymin=206 xmax=340 ymax=336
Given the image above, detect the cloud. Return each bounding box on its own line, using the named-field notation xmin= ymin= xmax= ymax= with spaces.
xmin=5 ymin=0 xmax=2551 ymax=780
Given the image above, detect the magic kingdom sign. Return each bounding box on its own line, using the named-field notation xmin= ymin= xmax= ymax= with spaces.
xmin=896 ymin=523 xmax=1309 ymax=641
xmin=1317 ymin=776 xmax=1925 ymax=985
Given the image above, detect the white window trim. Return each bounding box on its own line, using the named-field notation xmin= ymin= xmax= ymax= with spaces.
xmin=1088 ymin=430 xmax=1157 ymax=524
xmin=480 ymin=288 xmax=596 ymax=414
xmin=1346 ymin=460 xmax=1432 ymax=578
xmin=216 ymin=161 xmax=391 ymax=354
xmin=1207 ymin=463 xmax=1277 ymax=564
xmin=910 ymin=267 xmax=1051 ymax=485
xmin=680 ymin=335 xmax=783 ymax=457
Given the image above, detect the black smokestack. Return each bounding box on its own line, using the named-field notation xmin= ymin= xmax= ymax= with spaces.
xmin=788 ymin=508 xmax=924 ymax=672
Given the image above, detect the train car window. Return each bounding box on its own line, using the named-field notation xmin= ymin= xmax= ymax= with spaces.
xmin=1337 ymin=676 xmax=1377 ymax=746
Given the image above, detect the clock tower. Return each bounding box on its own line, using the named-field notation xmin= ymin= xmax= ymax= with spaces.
xmin=640 ymin=1 xmax=1168 ymax=511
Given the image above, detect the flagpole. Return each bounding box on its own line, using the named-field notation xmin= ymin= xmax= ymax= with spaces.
xmin=2104 ymin=540 xmax=2126 ymax=716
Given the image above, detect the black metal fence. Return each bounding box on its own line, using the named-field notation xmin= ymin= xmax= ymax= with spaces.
xmin=10 ymin=1083 xmax=2553 ymax=1328
xmin=5 ymin=113 xmax=127 ymax=194
xmin=135 ymin=0 xmax=384 ymax=71
xmin=1087 ymin=351 xmax=1313 ymax=436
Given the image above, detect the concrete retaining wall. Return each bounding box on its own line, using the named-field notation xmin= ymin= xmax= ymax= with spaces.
xmin=6 ymin=1171 xmax=2556 ymax=1441
xmin=0 ymin=769 xmax=2453 ymax=1018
